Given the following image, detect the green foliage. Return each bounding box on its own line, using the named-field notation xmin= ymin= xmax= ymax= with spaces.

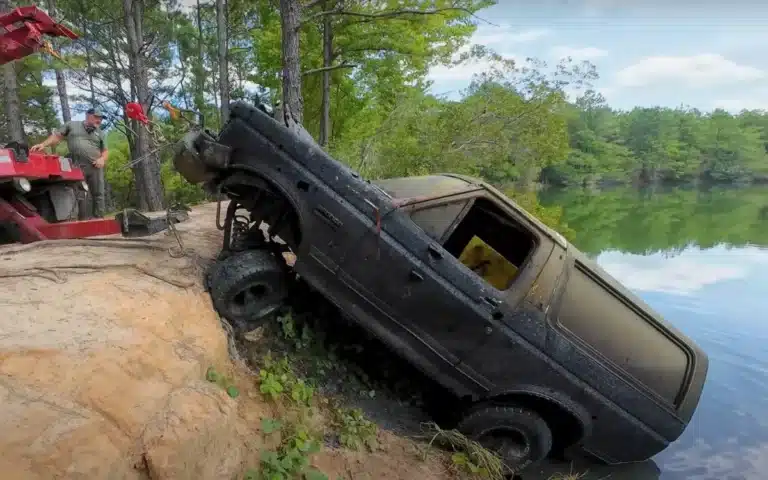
xmin=451 ymin=452 xmax=491 ymax=478
xmin=251 ymin=352 xmax=328 ymax=480
xmin=277 ymin=312 xmax=314 ymax=351
xmin=332 ymin=406 xmax=378 ymax=452
xmin=543 ymin=92 xmax=768 ymax=187
xmin=246 ymin=416 xmax=345 ymax=479
xmin=247 ymin=311 xmax=384 ymax=477
xmin=505 ymin=189 xmax=575 ymax=241
xmin=205 ymin=366 xmax=240 ymax=398
xmin=257 ymin=420 xmax=326 ymax=480
xmin=258 ymin=353 xmax=315 ymax=407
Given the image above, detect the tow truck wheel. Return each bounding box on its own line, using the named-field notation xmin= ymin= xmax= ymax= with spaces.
xmin=456 ymin=404 xmax=553 ymax=474
xmin=207 ymin=249 xmax=288 ymax=333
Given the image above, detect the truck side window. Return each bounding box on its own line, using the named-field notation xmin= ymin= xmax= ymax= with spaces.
xmin=410 ymin=200 xmax=468 ymax=241
xmin=442 ymin=198 xmax=537 ymax=291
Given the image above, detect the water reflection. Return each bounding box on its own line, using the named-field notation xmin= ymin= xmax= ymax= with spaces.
xmin=539 ymin=185 xmax=768 ymax=254
xmin=537 ymin=186 xmax=768 ymax=480
xmin=521 ymin=455 xmax=660 ymax=479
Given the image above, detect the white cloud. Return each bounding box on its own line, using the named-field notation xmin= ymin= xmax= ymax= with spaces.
xmin=614 ymin=54 xmax=766 ymax=89
xmin=660 ymin=439 xmax=768 ymax=480
xmin=597 ymin=251 xmax=746 ymax=296
xmin=550 ymin=46 xmax=608 ymax=62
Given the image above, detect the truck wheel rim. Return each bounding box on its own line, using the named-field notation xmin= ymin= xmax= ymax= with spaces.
xmin=229 ymin=281 xmax=278 ymax=318
xmin=479 ymin=428 xmax=530 ymax=462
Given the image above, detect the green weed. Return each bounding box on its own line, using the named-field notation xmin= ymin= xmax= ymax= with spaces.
xmin=277 ymin=311 xmax=314 ymax=350
xmin=246 ymin=311 xmax=384 ymax=479
xmin=332 ymin=406 xmax=379 ymax=452
xmin=258 ymin=353 xmax=315 ymax=407
xmin=205 ymin=366 xmax=240 ymax=398
xmin=253 ymin=417 xmax=327 ymax=480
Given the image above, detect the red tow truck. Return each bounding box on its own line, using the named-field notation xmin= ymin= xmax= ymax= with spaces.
xmin=0 ymin=6 xmax=185 ymax=244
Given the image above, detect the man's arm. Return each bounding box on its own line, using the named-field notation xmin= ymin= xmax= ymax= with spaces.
xmin=30 ymin=132 xmax=64 ymax=152
xmin=31 ymin=123 xmax=69 ymax=152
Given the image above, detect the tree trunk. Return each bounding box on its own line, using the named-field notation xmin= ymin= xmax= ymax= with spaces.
xmin=216 ymin=0 xmax=230 ymax=122
xmin=45 ymin=0 xmax=71 ymax=123
xmin=0 ymin=0 xmax=25 ymax=144
xmin=279 ymin=0 xmax=303 ymax=131
xmin=77 ymin=8 xmax=97 ymax=106
xmin=55 ymin=70 xmax=71 ymax=123
xmin=319 ymin=0 xmax=332 ymax=147
xmin=122 ymin=0 xmax=164 ymax=211
xmin=194 ymin=0 xmax=205 ymax=114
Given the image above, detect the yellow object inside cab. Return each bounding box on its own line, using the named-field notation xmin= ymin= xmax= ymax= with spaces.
xmin=457 ymin=236 xmax=519 ymax=291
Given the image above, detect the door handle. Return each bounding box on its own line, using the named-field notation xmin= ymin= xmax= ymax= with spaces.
xmin=313 ymin=207 xmax=342 ymax=230
xmin=482 ymin=296 xmax=502 ymax=307
xmin=409 ymin=270 xmax=424 ymax=282
xmin=427 ymin=244 xmax=443 ymax=259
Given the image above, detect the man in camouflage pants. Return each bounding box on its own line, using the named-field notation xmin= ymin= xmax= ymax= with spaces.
xmin=31 ymin=108 xmax=109 ymax=219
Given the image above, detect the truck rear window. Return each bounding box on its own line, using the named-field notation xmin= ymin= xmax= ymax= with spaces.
xmin=556 ymin=263 xmax=690 ymax=405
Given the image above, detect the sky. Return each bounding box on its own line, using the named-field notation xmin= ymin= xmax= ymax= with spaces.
xmin=426 ymin=0 xmax=768 ymax=112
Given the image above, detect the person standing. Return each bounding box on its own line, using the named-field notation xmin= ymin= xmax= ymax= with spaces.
xmin=31 ymin=108 xmax=108 ymax=219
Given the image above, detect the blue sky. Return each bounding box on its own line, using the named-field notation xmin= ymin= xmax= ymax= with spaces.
xmin=426 ymin=1 xmax=768 ymax=112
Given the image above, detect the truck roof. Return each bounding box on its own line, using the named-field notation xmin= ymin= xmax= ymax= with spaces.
xmin=373 ymin=173 xmax=570 ymax=249
xmin=372 ymin=174 xmax=483 ymax=202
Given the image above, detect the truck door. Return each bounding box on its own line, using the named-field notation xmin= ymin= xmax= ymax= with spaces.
xmin=336 ymin=195 xmax=491 ymax=395
xmin=405 ymin=193 xmax=556 ymax=387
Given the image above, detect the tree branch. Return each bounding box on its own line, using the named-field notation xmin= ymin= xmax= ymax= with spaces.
xmin=301 ymin=7 xmax=496 ymax=28
xmin=302 ymin=62 xmax=356 ymax=76
xmin=302 ymin=0 xmax=328 ymax=9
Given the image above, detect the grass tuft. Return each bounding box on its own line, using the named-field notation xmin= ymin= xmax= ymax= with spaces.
xmin=422 ymin=421 xmax=505 ymax=480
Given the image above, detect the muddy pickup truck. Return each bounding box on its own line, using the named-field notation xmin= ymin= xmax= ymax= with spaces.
xmin=173 ymin=101 xmax=709 ymax=471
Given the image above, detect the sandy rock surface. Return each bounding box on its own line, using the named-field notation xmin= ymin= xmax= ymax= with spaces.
xmin=0 ymin=203 xmax=250 ymax=480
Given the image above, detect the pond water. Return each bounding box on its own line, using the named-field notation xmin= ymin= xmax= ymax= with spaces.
xmin=535 ymin=185 xmax=768 ymax=480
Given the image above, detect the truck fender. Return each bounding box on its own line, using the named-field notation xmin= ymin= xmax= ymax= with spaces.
xmin=485 ymin=384 xmax=593 ymax=441
xmin=221 ymin=163 xmax=310 ymax=246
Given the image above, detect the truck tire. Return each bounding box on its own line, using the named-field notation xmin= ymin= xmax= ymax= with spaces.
xmin=456 ymin=404 xmax=553 ymax=473
xmin=207 ymin=249 xmax=288 ymax=333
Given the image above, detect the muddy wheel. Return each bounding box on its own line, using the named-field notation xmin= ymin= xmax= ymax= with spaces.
xmin=208 ymin=249 xmax=288 ymax=333
xmin=456 ymin=405 xmax=552 ymax=473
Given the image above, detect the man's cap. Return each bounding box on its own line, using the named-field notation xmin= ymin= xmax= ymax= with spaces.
xmin=86 ymin=108 xmax=104 ymax=118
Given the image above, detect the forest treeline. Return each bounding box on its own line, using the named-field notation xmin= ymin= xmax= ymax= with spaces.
xmin=0 ymin=0 xmax=766 ymax=226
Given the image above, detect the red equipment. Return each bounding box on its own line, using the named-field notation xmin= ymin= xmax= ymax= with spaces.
xmin=0 ymin=6 xmax=186 ymax=245
xmin=125 ymin=102 xmax=149 ymax=125
xmin=0 ymin=6 xmax=77 ymax=65
xmin=0 ymin=146 xmax=123 ymax=243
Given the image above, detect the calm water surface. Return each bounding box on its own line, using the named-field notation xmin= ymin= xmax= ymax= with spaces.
xmin=535 ymin=186 xmax=768 ymax=480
